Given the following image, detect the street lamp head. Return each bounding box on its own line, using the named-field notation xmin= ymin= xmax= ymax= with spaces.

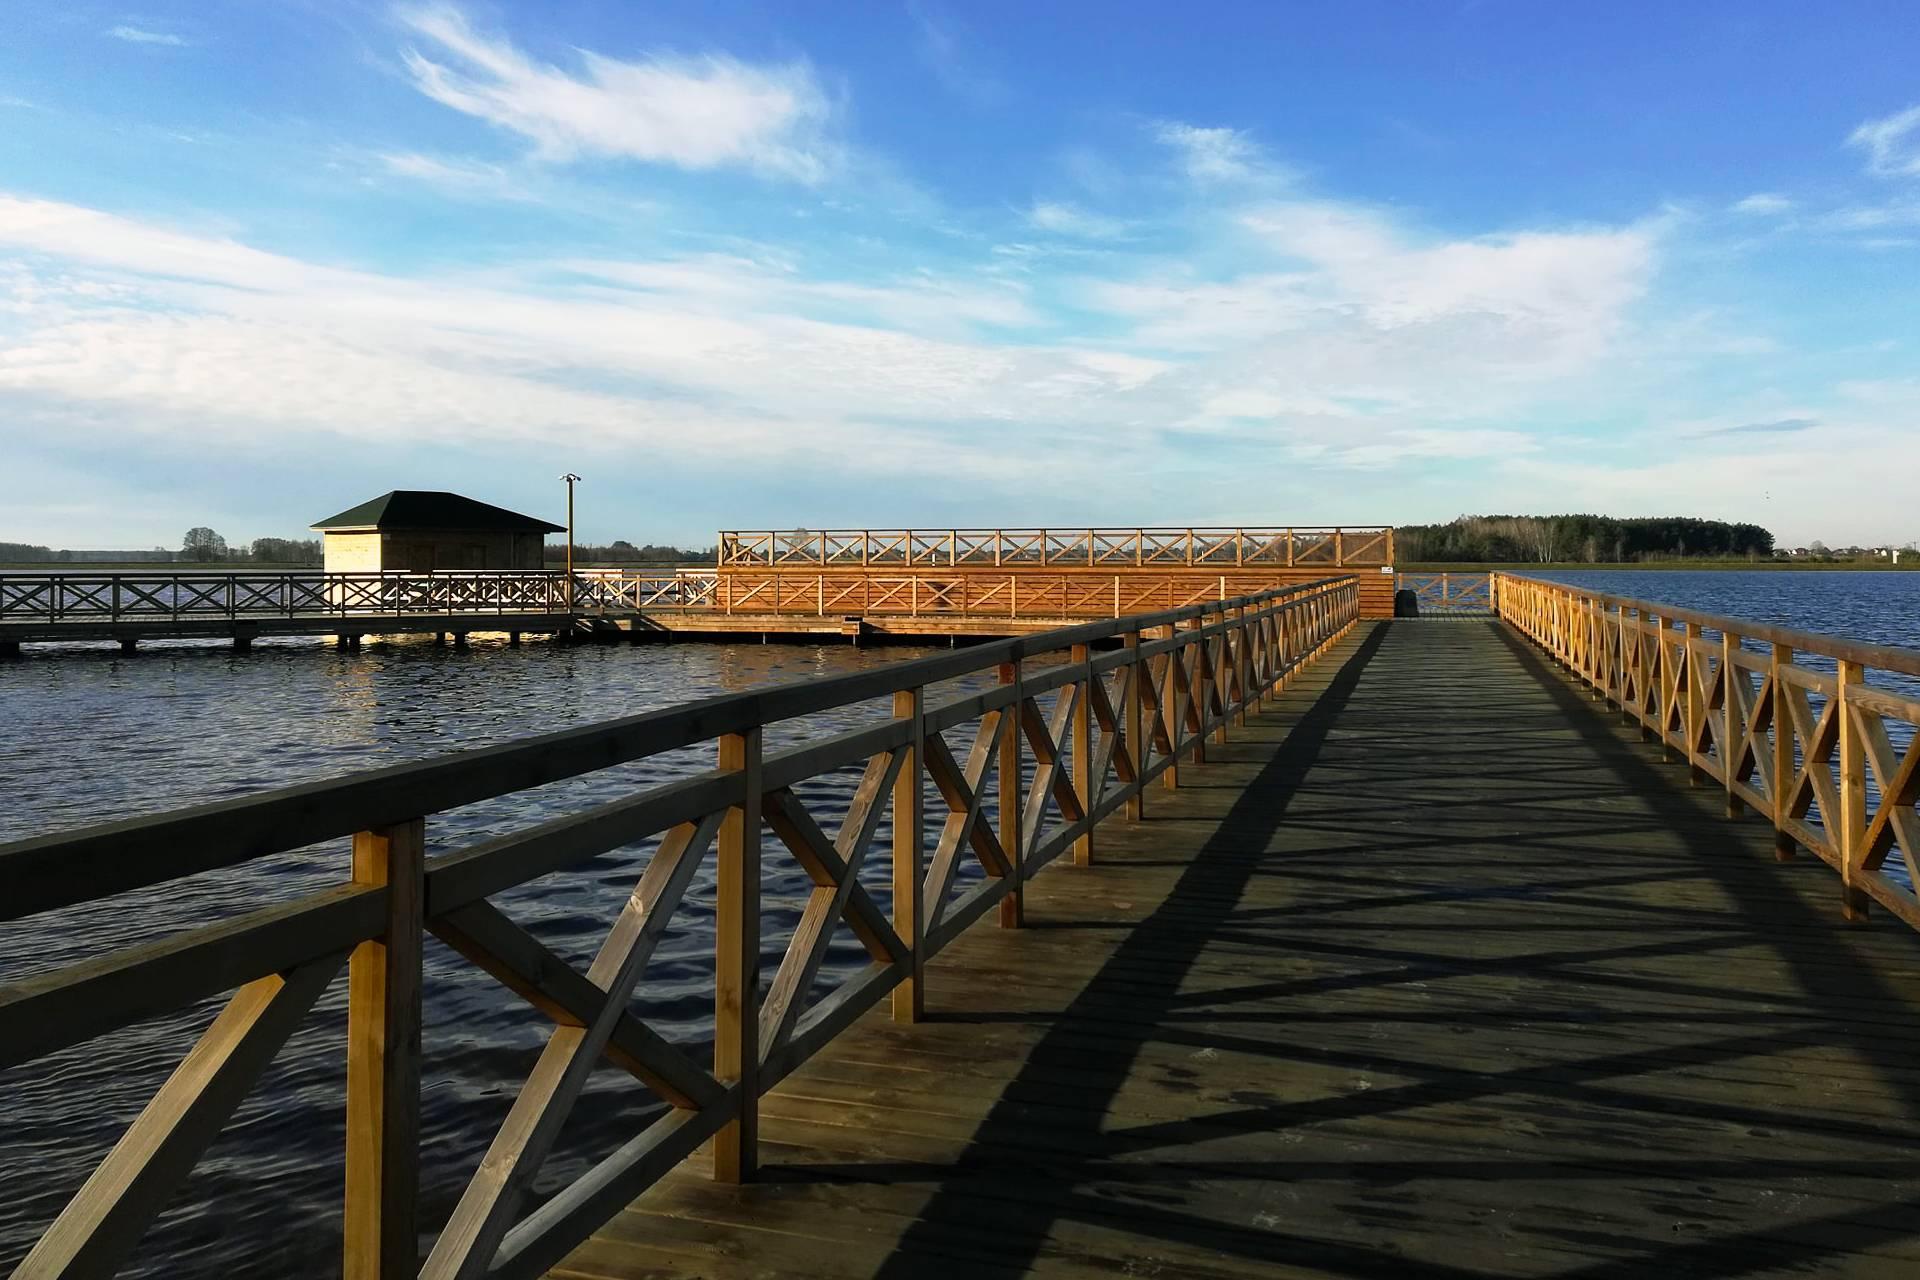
xmin=561 ymin=472 xmax=582 ymax=483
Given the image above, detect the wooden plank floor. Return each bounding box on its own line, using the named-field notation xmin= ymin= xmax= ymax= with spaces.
xmin=553 ymin=619 xmax=1920 ymax=1279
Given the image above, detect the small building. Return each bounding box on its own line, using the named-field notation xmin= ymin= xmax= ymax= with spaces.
xmin=311 ymin=490 xmax=562 ymax=573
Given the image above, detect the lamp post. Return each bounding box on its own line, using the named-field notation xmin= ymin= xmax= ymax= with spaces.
xmin=561 ymin=473 xmax=581 ymax=611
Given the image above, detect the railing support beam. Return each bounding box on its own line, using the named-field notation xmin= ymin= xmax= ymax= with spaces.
xmin=345 ymin=818 xmax=425 ymax=1280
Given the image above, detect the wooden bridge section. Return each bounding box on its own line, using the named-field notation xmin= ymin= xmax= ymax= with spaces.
xmin=5 ymin=572 xmax=1920 ymax=1277
xmin=0 ymin=528 xmax=1398 ymax=653
xmin=674 ymin=527 xmax=1398 ymax=637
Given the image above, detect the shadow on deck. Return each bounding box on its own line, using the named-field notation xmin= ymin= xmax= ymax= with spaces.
xmin=554 ymin=620 xmax=1920 ymax=1279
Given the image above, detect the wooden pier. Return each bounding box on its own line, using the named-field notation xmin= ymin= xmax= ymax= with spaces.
xmin=0 ymin=528 xmax=1398 ymax=654
xmin=4 ymin=572 xmax=1919 ymax=1277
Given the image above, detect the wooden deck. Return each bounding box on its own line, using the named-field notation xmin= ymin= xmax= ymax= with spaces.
xmin=555 ymin=619 xmax=1920 ymax=1279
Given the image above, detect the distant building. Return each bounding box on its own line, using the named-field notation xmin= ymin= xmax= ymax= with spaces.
xmin=311 ymin=490 xmax=562 ymax=573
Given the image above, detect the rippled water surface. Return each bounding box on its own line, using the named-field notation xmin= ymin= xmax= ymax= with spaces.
xmin=1528 ymin=569 xmax=1920 ymax=657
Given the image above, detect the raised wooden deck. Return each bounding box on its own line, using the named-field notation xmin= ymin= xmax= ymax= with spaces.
xmin=556 ymin=619 xmax=1920 ymax=1279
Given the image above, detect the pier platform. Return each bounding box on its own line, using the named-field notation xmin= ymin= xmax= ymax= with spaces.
xmin=558 ymin=621 xmax=1920 ymax=1279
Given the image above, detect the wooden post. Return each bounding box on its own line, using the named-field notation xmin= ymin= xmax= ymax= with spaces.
xmin=1723 ymin=630 xmax=1744 ymax=817
xmin=345 ymin=818 xmax=425 ymax=1280
xmin=1837 ymin=660 xmax=1869 ymax=921
xmin=1772 ymin=643 xmax=1795 ymax=861
xmin=1685 ymin=622 xmax=1706 ymax=784
xmin=1239 ymin=605 xmax=1255 ymax=722
xmin=1123 ymin=632 xmax=1144 ymax=821
xmin=1160 ymin=626 xmax=1180 ymax=791
xmin=893 ymin=688 xmax=925 ymax=1019
xmin=1188 ymin=619 xmax=1207 ymax=764
xmin=713 ymin=727 xmax=762 ymax=1182
xmin=1071 ymin=643 xmax=1093 ymax=867
xmin=998 ymin=662 xmax=1023 ymax=927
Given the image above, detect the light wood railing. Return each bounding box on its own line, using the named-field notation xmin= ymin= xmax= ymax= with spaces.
xmin=1496 ymin=573 xmax=1920 ymax=930
xmin=716 ymin=527 xmax=1395 ymax=569
xmin=0 ymin=576 xmax=1359 ymax=1279
xmin=578 ymin=570 xmax=1335 ymax=619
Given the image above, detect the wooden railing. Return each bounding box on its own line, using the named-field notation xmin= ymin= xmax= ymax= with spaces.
xmin=0 ymin=576 xmax=1359 ymax=1278
xmin=1497 ymin=573 xmax=1920 ymax=931
xmin=1394 ymin=572 xmax=1493 ymax=615
xmin=577 ymin=571 xmax=1337 ymax=619
xmin=715 ymin=527 xmax=1395 ymax=569
xmin=0 ymin=571 xmax=572 ymax=624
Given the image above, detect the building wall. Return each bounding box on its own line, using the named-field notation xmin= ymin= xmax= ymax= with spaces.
xmin=322 ymin=530 xmax=546 ymax=572
xmin=322 ymin=532 xmax=384 ymax=574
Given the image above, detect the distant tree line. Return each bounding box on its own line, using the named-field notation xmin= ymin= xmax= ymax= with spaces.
xmin=1398 ymin=515 xmax=1775 ymax=564
xmin=178 ymin=529 xmax=321 ymax=563
xmin=0 ymin=532 xmax=321 ymax=564
xmin=545 ymin=540 xmax=716 ymax=565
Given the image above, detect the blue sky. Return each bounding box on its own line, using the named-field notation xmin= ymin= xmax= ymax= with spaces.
xmin=1 ymin=1 xmax=1917 ymax=548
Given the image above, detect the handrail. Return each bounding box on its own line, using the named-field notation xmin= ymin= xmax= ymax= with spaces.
xmin=574 ymin=569 xmax=1346 ymax=619
xmin=0 ymin=575 xmax=1361 ymax=1279
xmin=713 ymin=527 xmax=1396 ymax=569
xmin=1393 ymin=572 xmax=1493 ymax=615
xmin=1497 ymin=575 xmax=1920 ymax=677
xmin=1495 ymin=572 xmax=1920 ymax=935
xmin=0 ymin=570 xmax=573 ymax=626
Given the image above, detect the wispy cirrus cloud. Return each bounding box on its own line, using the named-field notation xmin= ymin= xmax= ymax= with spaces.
xmin=105 ymin=25 xmax=188 ymax=47
xmin=907 ymin=0 xmax=1007 ymax=107
xmin=1731 ymin=193 xmax=1793 ymax=216
xmin=1848 ymin=104 xmax=1920 ymax=178
xmin=1027 ymin=201 xmax=1127 ymax=239
xmin=1153 ymin=121 xmax=1272 ymax=183
xmin=396 ymin=3 xmax=838 ymax=182
xmin=1692 ymin=417 xmax=1819 ymax=437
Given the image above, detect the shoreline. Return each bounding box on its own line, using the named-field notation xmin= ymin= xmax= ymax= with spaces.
xmin=1399 ymin=561 xmax=1916 ymax=573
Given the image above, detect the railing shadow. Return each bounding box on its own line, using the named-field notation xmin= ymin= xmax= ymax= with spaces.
xmin=858 ymin=625 xmax=1404 ymax=1277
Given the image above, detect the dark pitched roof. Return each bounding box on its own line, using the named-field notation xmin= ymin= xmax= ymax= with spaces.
xmin=311 ymin=491 xmax=564 ymax=533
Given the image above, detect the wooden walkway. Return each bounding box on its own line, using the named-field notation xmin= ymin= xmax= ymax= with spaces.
xmin=555 ymin=619 xmax=1920 ymax=1279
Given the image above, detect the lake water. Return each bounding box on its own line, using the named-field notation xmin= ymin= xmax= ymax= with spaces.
xmin=2 ymin=570 xmax=1917 ymax=1274
xmin=1527 ymin=569 xmax=1920 ymax=659
xmin=0 ymin=633 xmax=1006 ymax=1276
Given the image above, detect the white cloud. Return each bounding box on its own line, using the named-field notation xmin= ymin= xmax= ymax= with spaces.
xmin=1731 ymin=193 xmax=1793 ymax=216
xmin=1153 ymin=122 xmax=1268 ymax=183
xmin=1848 ymin=104 xmax=1920 ymax=178
xmin=8 ymin=176 xmax=1901 ymax=540
xmin=396 ymin=4 xmax=837 ymax=182
xmin=0 ymin=195 xmax=1123 ymax=482
xmin=106 ymin=25 xmax=187 ymax=47
xmin=1818 ymin=199 xmax=1920 ymax=231
xmin=1027 ymin=201 xmax=1126 ymax=239
xmin=1093 ymin=200 xmax=1655 ymax=389
xmin=377 ymin=151 xmax=506 ymax=185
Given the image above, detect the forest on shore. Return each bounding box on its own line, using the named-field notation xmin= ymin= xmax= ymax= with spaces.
xmin=1398 ymin=515 xmax=1774 ymax=564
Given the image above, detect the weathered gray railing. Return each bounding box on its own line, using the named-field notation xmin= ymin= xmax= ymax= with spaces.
xmin=0 ymin=575 xmax=1359 ymax=1278
xmin=1498 ymin=573 xmax=1920 ymax=931
xmin=1394 ymin=571 xmax=1493 ymax=615
xmin=0 ymin=571 xmax=573 ymax=624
